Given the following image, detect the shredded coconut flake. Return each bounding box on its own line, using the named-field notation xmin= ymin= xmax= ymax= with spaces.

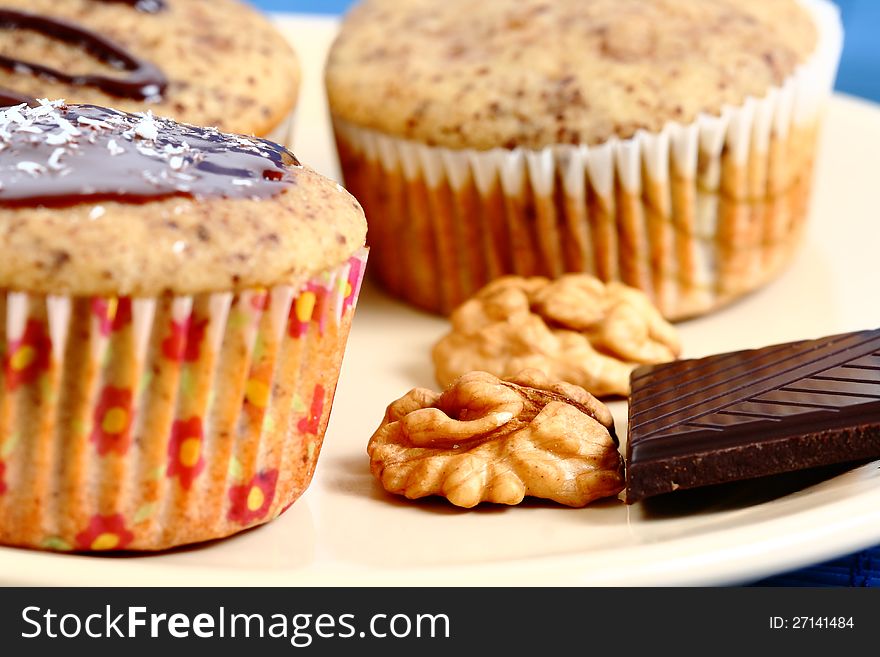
xmin=77 ymin=116 xmax=113 ymax=130
xmin=107 ymin=139 xmax=125 ymax=156
xmin=45 ymin=132 xmax=71 ymax=146
xmin=47 ymin=148 xmax=66 ymax=171
xmin=17 ymin=161 xmax=46 ymax=176
xmin=30 ymin=104 xmax=57 ymax=118
xmin=5 ymin=107 xmax=28 ymax=125
xmin=55 ymin=116 xmax=80 ymax=136
xmin=133 ymin=113 xmax=159 ymax=141
xmin=163 ymin=143 xmax=190 ymax=155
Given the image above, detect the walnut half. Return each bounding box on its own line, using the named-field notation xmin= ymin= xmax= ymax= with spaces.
xmin=432 ymin=274 xmax=681 ymax=397
xmin=367 ymin=370 xmax=625 ymax=508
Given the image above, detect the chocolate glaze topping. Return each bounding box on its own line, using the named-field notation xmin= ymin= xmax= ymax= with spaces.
xmin=0 ymin=101 xmax=301 ymax=207
xmin=0 ymin=9 xmax=168 ymax=100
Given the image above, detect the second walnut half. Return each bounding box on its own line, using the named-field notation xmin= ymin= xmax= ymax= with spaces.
xmin=433 ymin=274 xmax=681 ymax=398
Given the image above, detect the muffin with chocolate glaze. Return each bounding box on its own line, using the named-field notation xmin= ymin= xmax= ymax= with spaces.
xmin=326 ymin=0 xmax=842 ymax=318
xmin=0 ymin=100 xmax=367 ymax=552
xmin=0 ymin=0 xmax=298 ymax=143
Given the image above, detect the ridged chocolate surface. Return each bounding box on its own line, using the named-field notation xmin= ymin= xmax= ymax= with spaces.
xmin=626 ymin=329 xmax=880 ymax=503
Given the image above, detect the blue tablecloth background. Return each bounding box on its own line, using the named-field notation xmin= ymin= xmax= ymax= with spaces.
xmin=251 ymin=0 xmax=880 ymax=586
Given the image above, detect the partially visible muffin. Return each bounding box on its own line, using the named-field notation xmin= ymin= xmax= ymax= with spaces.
xmin=0 ymin=0 xmax=299 ymax=140
xmin=326 ymin=0 xmax=842 ymax=318
xmin=0 ymin=101 xmax=366 ymax=551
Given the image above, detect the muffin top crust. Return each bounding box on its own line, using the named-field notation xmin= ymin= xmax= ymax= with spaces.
xmin=0 ymin=0 xmax=299 ymax=137
xmin=326 ymin=0 xmax=818 ymax=150
xmin=0 ymin=102 xmax=366 ymax=296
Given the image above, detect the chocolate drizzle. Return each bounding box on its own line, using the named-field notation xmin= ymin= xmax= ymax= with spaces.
xmin=0 ymin=102 xmax=301 ymax=206
xmin=0 ymin=9 xmax=168 ymax=100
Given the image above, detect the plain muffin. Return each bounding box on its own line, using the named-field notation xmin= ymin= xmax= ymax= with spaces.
xmin=326 ymin=0 xmax=842 ymax=319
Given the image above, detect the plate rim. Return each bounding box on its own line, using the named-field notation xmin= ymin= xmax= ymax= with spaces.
xmin=2 ymin=463 xmax=880 ymax=586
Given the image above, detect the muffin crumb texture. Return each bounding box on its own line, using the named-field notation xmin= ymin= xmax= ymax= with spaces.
xmin=0 ymin=0 xmax=299 ymax=136
xmin=327 ymin=0 xmax=818 ymax=149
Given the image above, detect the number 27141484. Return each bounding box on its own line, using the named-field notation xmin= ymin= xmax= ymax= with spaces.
xmin=770 ymin=617 xmax=854 ymax=629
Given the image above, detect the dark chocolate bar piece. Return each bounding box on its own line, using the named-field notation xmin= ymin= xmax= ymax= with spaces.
xmin=625 ymin=329 xmax=880 ymax=503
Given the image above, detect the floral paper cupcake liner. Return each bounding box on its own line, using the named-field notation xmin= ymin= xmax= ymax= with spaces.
xmin=333 ymin=0 xmax=842 ymax=319
xmin=0 ymin=248 xmax=367 ymax=552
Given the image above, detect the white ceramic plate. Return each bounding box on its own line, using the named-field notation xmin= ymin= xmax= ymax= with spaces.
xmin=2 ymin=15 xmax=880 ymax=586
